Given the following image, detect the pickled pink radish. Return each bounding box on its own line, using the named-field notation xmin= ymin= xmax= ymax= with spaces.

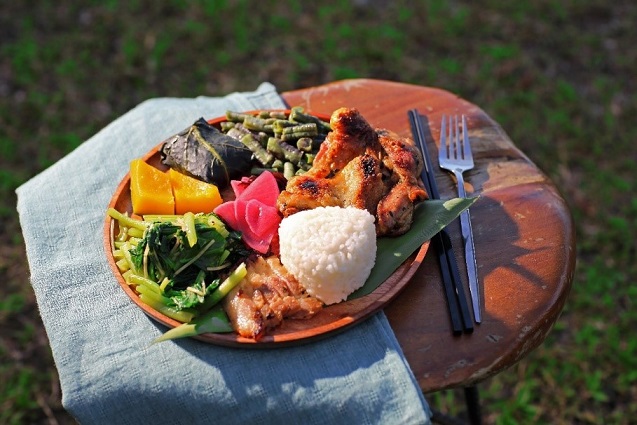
xmin=214 ymin=171 xmax=282 ymax=253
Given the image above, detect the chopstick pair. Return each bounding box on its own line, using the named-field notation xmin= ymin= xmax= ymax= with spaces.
xmin=408 ymin=110 xmax=474 ymax=335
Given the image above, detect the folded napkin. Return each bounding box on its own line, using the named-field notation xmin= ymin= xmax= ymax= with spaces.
xmin=17 ymin=83 xmax=432 ymax=425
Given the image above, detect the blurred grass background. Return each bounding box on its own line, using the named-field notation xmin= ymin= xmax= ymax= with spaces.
xmin=1 ymin=0 xmax=635 ymax=423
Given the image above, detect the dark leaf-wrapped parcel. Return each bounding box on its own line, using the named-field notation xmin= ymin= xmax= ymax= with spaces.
xmin=160 ymin=118 xmax=253 ymax=189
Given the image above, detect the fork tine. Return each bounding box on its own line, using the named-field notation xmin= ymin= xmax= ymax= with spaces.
xmin=440 ymin=114 xmax=447 ymax=159
xmin=449 ymin=115 xmax=460 ymax=159
xmin=448 ymin=115 xmax=457 ymax=160
xmin=462 ymin=115 xmax=472 ymax=161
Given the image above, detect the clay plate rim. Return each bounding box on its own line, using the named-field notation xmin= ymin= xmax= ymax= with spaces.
xmin=103 ymin=110 xmax=430 ymax=348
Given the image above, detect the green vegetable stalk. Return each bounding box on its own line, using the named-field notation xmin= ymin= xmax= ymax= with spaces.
xmin=107 ymin=210 xmax=251 ymax=338
xmin=152 ymin=263 xmax=248 ymax=343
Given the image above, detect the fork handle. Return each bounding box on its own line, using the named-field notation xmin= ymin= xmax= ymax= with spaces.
xmin=453 ymin=170 xmax=482 ymax=323
xmin=453 ymin=170 xmax=468 ymax=198
xmin=460 ymin=209 xmax=481 ymax=323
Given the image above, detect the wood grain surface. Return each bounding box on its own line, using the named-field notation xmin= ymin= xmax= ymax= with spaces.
xmin=282 ymin=79 xmax=576 ymax=392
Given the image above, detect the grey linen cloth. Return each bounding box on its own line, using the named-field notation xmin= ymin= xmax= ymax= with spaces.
xmin=16 ymin=83 xmax=432 ymax=425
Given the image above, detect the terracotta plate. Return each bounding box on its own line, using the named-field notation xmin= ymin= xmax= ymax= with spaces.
xmin=103 ymin=110 xmax=429 ymax=348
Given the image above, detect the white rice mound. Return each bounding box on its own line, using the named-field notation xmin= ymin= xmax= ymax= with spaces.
xmin=278 ymin=206 xmax=376 ymax=305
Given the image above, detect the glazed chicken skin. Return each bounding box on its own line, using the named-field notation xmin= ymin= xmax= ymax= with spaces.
xmin=277 ymin=107 xmax=428 ymax=236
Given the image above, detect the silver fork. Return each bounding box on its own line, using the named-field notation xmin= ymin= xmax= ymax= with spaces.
xmin=439 ymin=115 xmax=481 ymax=323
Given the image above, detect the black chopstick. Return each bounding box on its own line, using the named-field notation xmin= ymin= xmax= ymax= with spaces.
xmin=408 ymin=109 xmax=474 ymax=335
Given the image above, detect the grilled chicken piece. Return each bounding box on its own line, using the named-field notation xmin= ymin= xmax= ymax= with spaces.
xmin=277 ymin=153 xmax=387 ymax=216
xmin=375 ymin=129 xmax=428 ymax=235
xmin=277 ymin=107 xmax=427 ymax=236
xmin=310 ymin=107 xmax=381 ymax=177
xmin=223 ymin=256 xmax=323 ymax=339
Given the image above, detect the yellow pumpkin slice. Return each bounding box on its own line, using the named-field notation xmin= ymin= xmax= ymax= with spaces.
xmin=130 ymin=159 xmax=175 ymax=215
xmin=168 ymin=168 xmax=223 ymax=214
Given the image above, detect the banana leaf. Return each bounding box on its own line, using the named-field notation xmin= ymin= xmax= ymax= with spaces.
xmin=160 ymin=118 xmax=253 ymax=189
xmin=348 ymin=197 xmax=478 ymax=299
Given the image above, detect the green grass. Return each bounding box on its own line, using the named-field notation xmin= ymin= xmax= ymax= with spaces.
xmin=1 ymin=1 xmax=636 ymax=423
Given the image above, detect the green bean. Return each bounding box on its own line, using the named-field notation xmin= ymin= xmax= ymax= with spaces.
xmin=282 ymin=123 xmax=318 ymax=139
xmin=269 ymin=111 xmax=288 ymax=119
xmin=226 ymin=127 xmax=248 ymax=140
xmin=268 ymin=137 xmax=302 ymax=163
xmin=272 ymin=119 xmax=296 ymax=133
xmin=282 ymin=133 xmax=313 ymax=142
xmin=289 ymin=106 xmax=332 ymax=133
xmin=267 ymin=137 xmax=285 ymax=159
xmin=296 ymin=137 xmax=313 ymax=152
xmin=283 ymin=162 xmax=296 ymax=180
xmin=283 ymin=122 xmax=317 ymax=134
xmin=225 ymin=111 xmax=251 ymax=122
xmin=242 ymin=115 xmax=268 ymax=132
xmin=219 ymin=108 xmax=333 ymax=180
xmin=255 ymin=131 xmax=269 ymax=147
xmin=242 ymin=133 xmax=274 ymax=166
xmin=271 ymin=159 xmax=284 ymax=170
xmin=278 ymin=140 xmax=304 ymax=164
xmin=220 ymin=121 xmax=235 ymax=132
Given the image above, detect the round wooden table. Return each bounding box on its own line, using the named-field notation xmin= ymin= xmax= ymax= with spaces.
xmin=282 ymin=79 xmax=576 ymax=394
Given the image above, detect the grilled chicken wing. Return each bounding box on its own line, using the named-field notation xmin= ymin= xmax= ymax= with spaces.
xmin=277 ymin=107 xmax=427 ymax=236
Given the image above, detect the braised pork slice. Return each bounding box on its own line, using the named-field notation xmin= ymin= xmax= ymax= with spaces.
xmin=223 ymin=256 xmax=323 ymax=339
xmin=277 ymin=107 xmax=428 ymax=236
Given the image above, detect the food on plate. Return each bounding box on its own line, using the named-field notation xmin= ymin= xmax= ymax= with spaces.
xmin=223 ymin=256 xmax=323 ymax=339
xmin=130 ymin=158 xmax=175 ymax=215
xmin=160 ymin=117 xmax=254 ymax=189
xmin=219 ymin=107 xmax=331 ymax=180
xmin=213 ymin=171 xmax=281 ymax=254
xmin=107 ymin=107 xmax=438 ymax=342
xmin=277 ymin=107 xmax=428 ymax=236
xmin=168 ymin=168 xmax=222 ymax=214
xmin=278 ymin=206 xmax=377 ymax=305
xmin=107 ymin=208 xmax=249 ymax=326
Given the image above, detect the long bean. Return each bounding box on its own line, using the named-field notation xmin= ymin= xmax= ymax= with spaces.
xmin=289 ymin=106 xmax=332 ymax=133
xmin=241 ymin=133 xmax=274 ymax=166
xmin=221 ymin=108 xmax=332 ymax=180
